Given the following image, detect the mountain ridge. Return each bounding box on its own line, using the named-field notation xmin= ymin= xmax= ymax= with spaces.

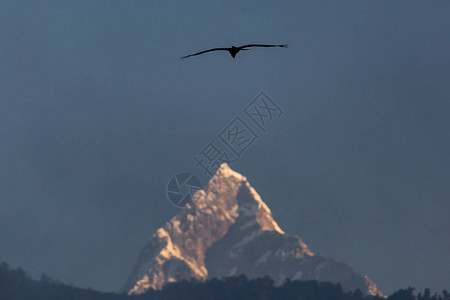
xmin=122 ymin=164 xmax=382 ymax=296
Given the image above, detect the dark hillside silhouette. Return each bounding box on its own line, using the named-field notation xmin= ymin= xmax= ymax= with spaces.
xmin=1 ymin=262 xmax=449 ymax=300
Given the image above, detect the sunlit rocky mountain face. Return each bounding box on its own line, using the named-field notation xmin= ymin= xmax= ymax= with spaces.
xmin=121 ymin=164 xmax=382 ymax=296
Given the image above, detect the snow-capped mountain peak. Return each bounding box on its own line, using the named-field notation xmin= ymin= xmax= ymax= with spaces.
xmin=121 ymin=164 xmax=382 ymax=296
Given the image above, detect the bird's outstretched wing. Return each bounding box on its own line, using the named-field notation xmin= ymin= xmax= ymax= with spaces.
xmin=239 ymin=44 xmax=288 ymax=49
xmin=180 ymin=47 xmax=230 ymax=59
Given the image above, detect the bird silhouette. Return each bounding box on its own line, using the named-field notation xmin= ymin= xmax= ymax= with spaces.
xmin=180 ymin=44 xmax=288 ymax=59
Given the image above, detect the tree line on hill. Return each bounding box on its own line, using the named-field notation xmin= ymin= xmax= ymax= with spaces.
xmin=0 ymin=262 xmax=448 ymax=300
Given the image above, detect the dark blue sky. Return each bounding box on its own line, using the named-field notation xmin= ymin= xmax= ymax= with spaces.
xmin=0 ymin=0 xmax=449 ymax=294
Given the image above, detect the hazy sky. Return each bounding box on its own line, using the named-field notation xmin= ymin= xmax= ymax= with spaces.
xmin=0 ymin=0 xmax=449 ymax=295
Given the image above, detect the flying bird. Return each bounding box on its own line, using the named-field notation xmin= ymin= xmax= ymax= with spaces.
xmin=180 ymin=44 xmax=288 ymax=59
